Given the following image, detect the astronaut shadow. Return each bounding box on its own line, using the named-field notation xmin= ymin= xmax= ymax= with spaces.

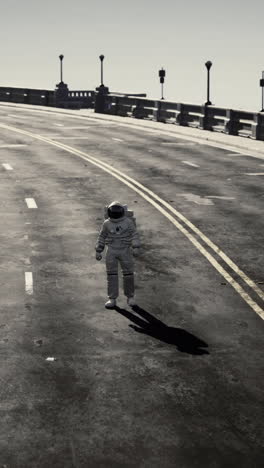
xmin=114 ymin=304 xmax=209 ymax=355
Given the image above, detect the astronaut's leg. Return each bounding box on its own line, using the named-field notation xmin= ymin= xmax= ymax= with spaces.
xmin=119 ymin=247 xmax=135 ymax=298
xmin=105 ymin=247 xmax=119 ymax=299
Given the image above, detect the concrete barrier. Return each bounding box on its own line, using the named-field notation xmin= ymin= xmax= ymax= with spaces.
xmin=253 ymin=113 xmax=264 ymax=140
xmin=131 ymin=98 xmax=156 ymax=120
xmin=0 ymin=86 xmax=94 ymax=109
xmin=109 ymin=95 xmax=137 ymax=117
xmin=67 ymin=90 xmax=94 ymax=108
xmin=104 ymin=95 xmax=264 ymax=141
xmin=0 ymin=87 xmax=55 ymax=106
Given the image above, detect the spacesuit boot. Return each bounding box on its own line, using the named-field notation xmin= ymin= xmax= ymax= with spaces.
xmin=105 ymin=298 xmax=116 ymax=309
xmin=127 ymin=296 xmax=136 ymax=307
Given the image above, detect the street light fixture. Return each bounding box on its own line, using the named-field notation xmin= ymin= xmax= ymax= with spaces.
xmin=59 ymin=54 xmax=64 ymax=83
xmin=159 ymin=67 xmax=166 ymax=100
xmin=99 ymin=55 xmax=105 ymax=86
xmin=205 ymin=60 xmax=212 ymax=105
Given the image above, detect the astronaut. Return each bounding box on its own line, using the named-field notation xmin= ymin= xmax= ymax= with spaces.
xmin=95 ymin=201 xmax=141 ymax=309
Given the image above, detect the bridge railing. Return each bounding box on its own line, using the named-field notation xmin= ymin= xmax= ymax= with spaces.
xmin=101 ymin=95 xmax=264 ymax=141
xmin=0 ymin=86 xmax=95 ymax=109
xmin=1 ymin=86 xmax=264 ymax=141
xmin=0 ymin=87 xmax=55 ymax=106
xmin=66 ymin=90 xmax=95 ymax=108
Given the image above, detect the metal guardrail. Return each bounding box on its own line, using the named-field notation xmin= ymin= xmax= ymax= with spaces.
xmin=101 ymin=95 xmax=264 ymax=141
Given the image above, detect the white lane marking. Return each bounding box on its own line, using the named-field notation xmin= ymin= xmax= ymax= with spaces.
xmin=182 ymin=160 xmax=200 ymax=167
xmin=1 ymin=123 xmax=264 ymax=319
xmin=0 ymin=144 xmax=27 ymax=149
xmin=25 ymin=198 xmax=38 ymax=209
xmin=54 ymin=123 xmax=64 ymax=127
xmin=206 ymin=196 xmax=235 ymax=200
xmin=2 ymin=163 xmax=13 ymax=170
xmin=244 ymin=173 xmax=264 ymax=176
xmin=24 ymin=234 xmax=29 ymax=240
xmin=112 ymin=138 xmax=124 ymax=142
xmin=25 ymin=258 xmax=31 ymax=265
xmin=25 ymin=272 xmax=33 ymax=295
xmin=25 ymin=222 xmax=31 ymax=224
xmin=177 ymin=193 xmax=214 ymax=205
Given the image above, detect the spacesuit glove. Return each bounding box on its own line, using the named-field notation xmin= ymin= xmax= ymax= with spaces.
xmin=96 ymin=252 xmax=102 ymax=261
xmin=132 ymin=248 xmax=140 ymax=257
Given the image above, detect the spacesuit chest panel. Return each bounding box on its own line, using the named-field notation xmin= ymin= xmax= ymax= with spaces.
xmin=105 ymin=218 xmax=132 ymax=247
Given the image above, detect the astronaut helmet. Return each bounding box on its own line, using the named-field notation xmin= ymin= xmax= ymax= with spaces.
xmin=107 ymin=201 xmax=125 ymax=219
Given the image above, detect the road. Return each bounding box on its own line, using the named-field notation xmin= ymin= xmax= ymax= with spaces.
xmin=0 ymin=103 xmax=263 ymax=467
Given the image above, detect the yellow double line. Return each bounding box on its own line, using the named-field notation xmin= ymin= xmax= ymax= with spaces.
xmin=1 ymin=122 xmax=263 ymax=320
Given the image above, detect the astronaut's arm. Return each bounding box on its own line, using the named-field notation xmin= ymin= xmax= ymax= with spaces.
xmin=129 ymin=220 xmax=141 ymax=249
xmin=95 ymin=221 xmax=108 ymax=253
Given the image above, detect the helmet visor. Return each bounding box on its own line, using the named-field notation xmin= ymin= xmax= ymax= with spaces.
xmin=108 ymin=205 xmax=124 ymax=219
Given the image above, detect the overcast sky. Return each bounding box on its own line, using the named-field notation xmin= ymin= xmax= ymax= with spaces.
xmin=1 ymin=0 xmax=263 ymax=111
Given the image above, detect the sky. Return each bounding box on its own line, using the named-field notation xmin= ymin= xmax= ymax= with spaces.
xmin=1 ymin=0 xmax=264 ymax=112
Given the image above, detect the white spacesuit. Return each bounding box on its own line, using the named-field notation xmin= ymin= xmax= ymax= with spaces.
xmin=95 ymin=201 xmax=141 ymax=309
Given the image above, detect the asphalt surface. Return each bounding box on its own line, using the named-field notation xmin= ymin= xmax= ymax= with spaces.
xmin=0 ymin=103 xmax=263 ymax=468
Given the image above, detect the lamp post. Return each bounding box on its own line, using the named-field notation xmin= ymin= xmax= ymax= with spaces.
xmin=260 ymin=71 xmax=264 ymax=112
xmin=95 ymin=54 xmax=109 ymax=113
xmin=99 ymin=55 xmax=105 ymax=86
xmin=159 ymin=67 xmax=166 ymax=100
xmin=59 ymin=54 xmax=64 ymax=83
xmin=55 ymin=54 xmax=69 ymax=107
xmin=205 ymin=60 xmax=212 ymax=105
